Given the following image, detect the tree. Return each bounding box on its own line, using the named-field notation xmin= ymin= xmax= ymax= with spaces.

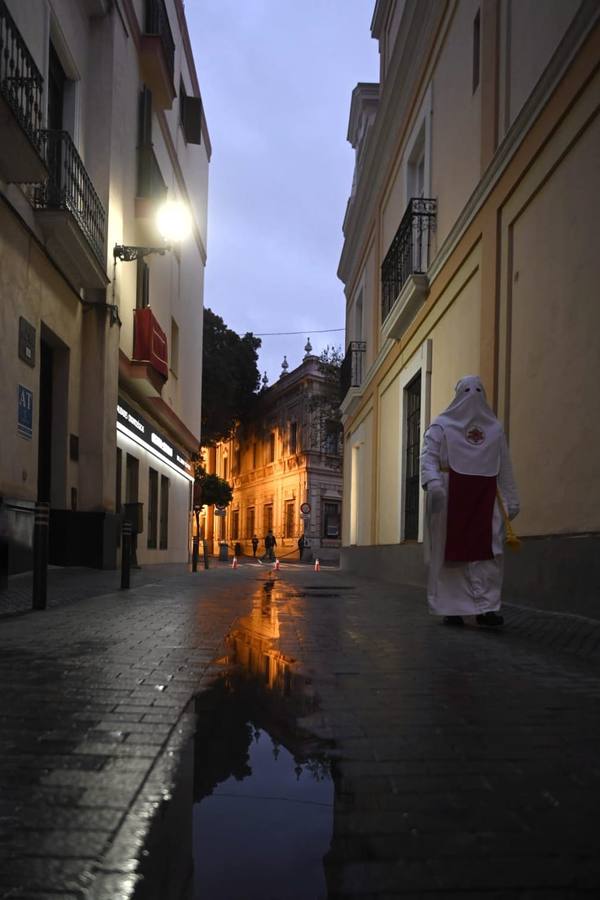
xmin=307 ymin=345 xmax=344 ymax=466
xmin=191 ymin=453 xmax=233 ymax=508
xmin=201 ymin=308 xmax=262 ymax=446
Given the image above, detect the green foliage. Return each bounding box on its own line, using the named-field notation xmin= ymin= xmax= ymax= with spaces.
xmin=191 ymin=453 xmax=233 ymax=508
xmin=201 ymin=308 xmax=262 ymax=446
xmin=197 ymin=472 xmax=233 ymax=507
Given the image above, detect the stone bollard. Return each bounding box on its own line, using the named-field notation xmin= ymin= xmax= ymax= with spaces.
xmin=192 ymin=534 xmax=199 ymax=572
xmin=32 ymin=501 xmax=50 ymax=611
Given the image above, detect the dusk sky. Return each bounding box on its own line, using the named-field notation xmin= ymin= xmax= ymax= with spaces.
xmin=185 ymin=0 xmax=380 ymax=386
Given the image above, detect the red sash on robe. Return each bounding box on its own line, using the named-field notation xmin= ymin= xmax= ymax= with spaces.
xmin=445 ymin=468 xmax=497 ymax=562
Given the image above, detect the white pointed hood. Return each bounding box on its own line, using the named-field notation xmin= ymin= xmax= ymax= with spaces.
xmin=431 ymin=375 xmax=503 ymax=476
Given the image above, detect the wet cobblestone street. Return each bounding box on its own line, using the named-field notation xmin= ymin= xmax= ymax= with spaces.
xmin=1 ymin=563 xmax=600 ymax=898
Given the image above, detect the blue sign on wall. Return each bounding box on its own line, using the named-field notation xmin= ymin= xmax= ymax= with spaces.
xmin=18 ymin=384 xmax=33 ymax=439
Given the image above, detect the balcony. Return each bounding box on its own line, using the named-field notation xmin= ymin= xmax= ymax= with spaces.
xmin=126 ymin=307 xmax=169 ymax=397
xmin=140 ymin=0 xmax=176 ymax=110
xmin=0 ymin=0 xmax=47 ymax=182
xmin=340 ymin=341 xmax=366 ymax=415
xmin=27 ymin=129 xmax=108 ymax=289
xmin=381 ymin=198 xmax=436 ymax=341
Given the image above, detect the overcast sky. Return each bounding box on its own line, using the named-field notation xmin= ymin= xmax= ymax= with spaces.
xmin=185 ymin=0 xmax=379 ymax=386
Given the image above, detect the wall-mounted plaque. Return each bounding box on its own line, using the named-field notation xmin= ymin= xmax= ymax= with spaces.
xmin=18 ymin=317 xmax=36 ymax=368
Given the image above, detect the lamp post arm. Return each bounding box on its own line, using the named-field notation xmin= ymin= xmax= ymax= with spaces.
xmin=113 ymin=244 xmax=171 ymax=262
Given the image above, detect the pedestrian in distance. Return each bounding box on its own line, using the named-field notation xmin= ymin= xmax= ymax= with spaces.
xmin=420 ymin=375 xmax=520 ymax=629
xmin=251 ymin=535 xmax=259 ymax=557
xmin=264 ymin=529 xmax=276 ymax=561
xmin=297 ymin=533 xmax=305 ymax=561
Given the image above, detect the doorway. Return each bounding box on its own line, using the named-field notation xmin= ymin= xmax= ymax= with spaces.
xmin=404 ymin=373 xmax=421 ymax=540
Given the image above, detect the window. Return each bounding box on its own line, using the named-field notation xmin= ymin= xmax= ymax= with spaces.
xmin=324 ymin=420 xmax=340 ymax=455
xmin=170 ymin=318 xmax=179 ymax=376
xmin=137 ymin=86 xmax=166 ymax=199
xmin=148 ymin=467 xmax=158 ymax=548
xmin=223 ymin=456 xmax=228 ymax=481
xmin=323 ymin=501 xmax=341 ymax=538
xmin=289 ymin=422 xmax=297 ymax=455
xmin=268 ymin=433 xmax=275 ymax=463
xmin=284 ymin=500 xmax=295 ymax=538
xmin=115 ymin=448 xmax=122 ymax=514
xmin=252 ymin=442 xmax=258 ymax=468
xmin=125 ymin=453 xmax=139 ymax=502
xmin=246 ymin=506 xmax=255 ymax=538
xmin=179 ymin=75 xmax=202 ymax=145
xmin=159 ymin=475 xmax=169 ymax=549
xmin=404 ymin=373 xmax=421 ymax=540
xmin=354 ymin=290 xmax=363 ymax=342
xmin=136 ymin=258 xmax=150 ymax=309
xmin=263 ymin=503 xmax=273 ymax=534
xmin=472 ymin=9 xmax=481 ymax=93
xmin=232 ymin=508 xmax=240 ymax=539
xmin=234 ymin=446 xmax=241 ymax=474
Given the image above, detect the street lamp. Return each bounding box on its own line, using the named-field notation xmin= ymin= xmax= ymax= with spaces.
xmin=113 ymin=199 xmax=193 ymax=262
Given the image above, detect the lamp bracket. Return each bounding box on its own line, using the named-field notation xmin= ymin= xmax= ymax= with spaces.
xmin=113 ymin=244 xmax=170 ymax=262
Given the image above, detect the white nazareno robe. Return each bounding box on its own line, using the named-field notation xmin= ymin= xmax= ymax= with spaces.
xmin=420 ymin=381 xmax=520 ymax=617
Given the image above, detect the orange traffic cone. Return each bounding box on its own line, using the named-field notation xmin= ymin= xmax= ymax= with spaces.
xmin=232 ymin=556 xmax=238 ymax=569
xmin=274 ymin=558 xmax=280 ymax=571
xmin=314 ymin=558 xmax=320 ymax=572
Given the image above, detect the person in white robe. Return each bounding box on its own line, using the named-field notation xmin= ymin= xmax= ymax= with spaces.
xmin=420 ymin=375 xmax=520 ymax=627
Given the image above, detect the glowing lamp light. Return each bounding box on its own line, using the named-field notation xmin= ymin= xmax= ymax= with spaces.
xmin=156 ymin=200 xmax=192 ymax=244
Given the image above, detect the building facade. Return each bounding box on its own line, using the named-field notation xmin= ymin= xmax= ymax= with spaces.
xmin=339 ymin=0 xmax=600 ymax=615
xmin=203 ymin=353 xmax=343 ymax=563
xmin=0 ymin=0 xmax=209 ymax=576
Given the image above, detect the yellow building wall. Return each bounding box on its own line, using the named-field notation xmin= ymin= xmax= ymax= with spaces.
xmin=0 ymin=205 xmax=82 ymax=504
xmin=507 ymin=110 xmax=600 ymax=536
xmin=503 ymin=0 xmax=581 ymax=134
xmin=429 ymin=264 xmax=482 ymax=419
xmin=431 ymin=0 xmax=482 ymax=247
xmin=377 ymin=375 xmax=401 ymax=544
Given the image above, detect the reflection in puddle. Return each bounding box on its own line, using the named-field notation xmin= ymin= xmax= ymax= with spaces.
xmin=134 ymin=578 xmax=334 ymax=900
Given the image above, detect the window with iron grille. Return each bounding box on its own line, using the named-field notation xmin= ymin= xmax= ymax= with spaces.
xmin=404 ymin=374 xmax=421 ymax=540
xmin=289 ymin=422 xmax=297 ymax=455
xmin=263 ymin=503 xmax=273 ymax=534
xmin=323 ymin=501 xmax=341 ymax=538
xmin=147 ymin=467 xmax=158 ymax=549
xmin=232 ymin=508 xmax=239 ymax=540
xmin=284 ymin=500 xmax=295 ymax=538
xmin=246 ymin=506 xmax=255 ymax=539
xmin=159 ymin=475 xmax=169 ymax=549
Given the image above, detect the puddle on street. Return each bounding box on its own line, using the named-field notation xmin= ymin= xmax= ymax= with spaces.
xmin=134 ymin=578 xmax=334 ymax=900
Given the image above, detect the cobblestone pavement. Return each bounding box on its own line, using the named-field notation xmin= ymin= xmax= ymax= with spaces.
xmin=1 ymin=562 xmax=600 ymax=898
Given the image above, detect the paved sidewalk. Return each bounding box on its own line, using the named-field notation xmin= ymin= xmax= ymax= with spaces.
xmin=1 ymin=563 xmax=600 ymax=897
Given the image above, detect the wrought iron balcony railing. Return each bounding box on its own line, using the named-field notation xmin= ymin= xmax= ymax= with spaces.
xmin=0 ymin=0 xmax=44 ymax=146
xmin=29 ymin=130 xmax=106 ymax=264
xmin=341 ymin=341 xmax=366 ymax=400
xmin=145 ymin=0 xmax=175 ymax=83
xmin=381 ymin=198 xmax=436 ymax=323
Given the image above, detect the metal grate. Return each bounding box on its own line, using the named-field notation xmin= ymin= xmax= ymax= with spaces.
xmin=29 ymin=129 xmax=106 ymax=264
xmin=0 ymin=0 xmax=44 ymax=147
xmin=381 ymin=198 xmax=436 ymax=323
xmin=404 ymin=373 xmax=421 ymax=540
xmin=341 ymin=341 xmax=366 ymax=400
